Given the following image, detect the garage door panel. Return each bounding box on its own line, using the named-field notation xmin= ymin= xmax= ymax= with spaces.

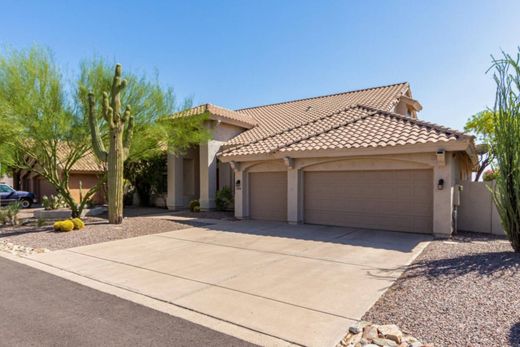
xmin=249 ymin=172 xmax=287 ymax=222
xmin=304 ymin=169 xmax=433 ymax=233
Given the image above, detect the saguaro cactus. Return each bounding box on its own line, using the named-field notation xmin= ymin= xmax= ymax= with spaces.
xmin=87 ymin=64 xmax=133 ymax=224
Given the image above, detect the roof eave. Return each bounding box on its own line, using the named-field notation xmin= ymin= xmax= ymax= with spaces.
xmin=218 ymin=140 xmax=472 ymax=163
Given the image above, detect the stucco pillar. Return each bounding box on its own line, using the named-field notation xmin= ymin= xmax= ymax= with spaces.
xmin=233 ymin=168 xmax=248 ymax=219
xmin=287 ymin=169 xmax=302 ymax=224
xmin=433 ymin=152 xmax=454 ymax=237
xmin=199 ymin=140 xmax=223 ymax=210
xmin=167 ymin=152 xmax=184 ymax=210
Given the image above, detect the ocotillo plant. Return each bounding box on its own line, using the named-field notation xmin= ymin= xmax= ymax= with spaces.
xmin=490 ymin=50 xmax=520 ymax=252
xmin=87 ymin=64 xmax=133 ymax=224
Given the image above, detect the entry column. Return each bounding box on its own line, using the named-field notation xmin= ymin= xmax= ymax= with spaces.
xmin=167 ymin=152 xmax=184 ymax=210
xmin=287 ymin=167 xmax=302 ymax=224
xmin=199 ymin=140 xmax=223 ymax=210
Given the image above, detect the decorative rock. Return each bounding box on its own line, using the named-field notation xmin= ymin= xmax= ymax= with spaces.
xmin=349 ymin=325 xmax=362 ymax=334
xmin=0 ymin=240 xmax=50 ymax=256
xmin=363 ymin=325 xmax=380 ymax=341
xmin=372 ymin=337 xmax=398 ymax=347
xmin=337 ymin=321 xmax=432 ymax=347
xmin=378 ymin=324 xmax=403 ymax=344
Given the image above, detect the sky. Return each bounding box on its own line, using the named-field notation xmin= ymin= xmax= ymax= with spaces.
xmin=1 ymin=0 xmax=519 ymax=130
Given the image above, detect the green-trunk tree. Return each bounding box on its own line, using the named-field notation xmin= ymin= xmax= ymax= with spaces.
xmin=0 ymin=46 xmax=99 ymax=217
xmin=87 ymin=65 xmax=132 ymax=224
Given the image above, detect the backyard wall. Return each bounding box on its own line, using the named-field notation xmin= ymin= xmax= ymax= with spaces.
xmin=458 ymin=181 xmax=504 ymax=235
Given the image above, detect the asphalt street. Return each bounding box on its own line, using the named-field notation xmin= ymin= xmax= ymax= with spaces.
xmin=0 ymin=256 xmax=255 ymax=346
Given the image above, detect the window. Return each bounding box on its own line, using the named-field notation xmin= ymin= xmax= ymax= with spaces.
xmin=0 ymin=184 xmax=14 ymax=193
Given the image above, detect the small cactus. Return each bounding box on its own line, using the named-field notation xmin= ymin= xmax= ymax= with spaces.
xmin=71 ymin=218 xmax=85 ymax=230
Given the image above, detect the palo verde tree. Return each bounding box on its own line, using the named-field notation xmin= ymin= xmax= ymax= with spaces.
xmin=489 ymin=48 xmax=520 ymax=252
xmin=0 ymin=47 xmax=99 ymax=217
xmin=464 ymin=110 xmax=494 ymax=181
xmin=81 ymin=59 xmax=208 ymax=224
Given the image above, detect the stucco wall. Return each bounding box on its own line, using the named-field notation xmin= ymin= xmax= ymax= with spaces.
xmin=69 ymin=174 xmax=105 ymax=204
xmin=458 ymin=181 xmax=504 ymax=235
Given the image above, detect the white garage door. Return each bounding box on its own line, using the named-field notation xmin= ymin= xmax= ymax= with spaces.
xmin=249 ymin=172 xmax=287 ymax=221
xmin=304 ymin=169 xmax=433 ymax=233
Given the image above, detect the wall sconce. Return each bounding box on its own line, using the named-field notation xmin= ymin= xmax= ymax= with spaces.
xmin=437 ymin=179 xmax=444 ymax=190
xmin=235 ymin=179 xmax=241 ymax=190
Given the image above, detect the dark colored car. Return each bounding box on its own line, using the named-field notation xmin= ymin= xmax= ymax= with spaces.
xmin=0 ymin=184 xmax=35 ymax=208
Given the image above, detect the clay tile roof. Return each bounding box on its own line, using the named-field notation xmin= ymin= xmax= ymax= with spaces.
xmin=227 ymin=82 xmax=410 ymax=145
xmin=175 ymin=103 xmax=257 ymax=129
xmin=56 ymin=144 xmax=105 ymax=173
xmin=219 ymin=105 xmax=470 ymax=158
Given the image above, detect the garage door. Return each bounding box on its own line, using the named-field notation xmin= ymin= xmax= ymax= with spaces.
xmin=304 ymin=169 xmax=433 ymax=233
xmin=249 ymin=172 xmax=287 ymax=221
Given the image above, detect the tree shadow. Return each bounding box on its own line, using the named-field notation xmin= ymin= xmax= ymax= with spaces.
xmin=510 ymin=322 xmax=520 ymax=346
xmin=403 ymin=250 xmax=520 ymax=280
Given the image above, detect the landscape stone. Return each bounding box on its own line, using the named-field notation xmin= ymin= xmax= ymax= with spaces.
xmin=372 ymin=337 xmax=398 ymax=347
xmin=378 ymin=324 xmax=403 ymax=343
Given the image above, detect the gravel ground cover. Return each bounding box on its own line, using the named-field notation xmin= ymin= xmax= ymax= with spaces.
xmin=363 ymin=232 xmax=520 ymax=346
xmin=0 ymin=215 xmax=194 ymax=251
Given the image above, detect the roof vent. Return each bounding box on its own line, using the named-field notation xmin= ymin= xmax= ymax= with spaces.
xmin=305 ymin=106 xmax=313 ymax=112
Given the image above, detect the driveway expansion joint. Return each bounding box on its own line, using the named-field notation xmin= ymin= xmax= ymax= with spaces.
xmin=17 ymin=253 xmax=305 ymax=347
xmin=64 ymin=249 xmax=360 ymax=321
xmin=153 ymin=233 xmax=390 ymax=270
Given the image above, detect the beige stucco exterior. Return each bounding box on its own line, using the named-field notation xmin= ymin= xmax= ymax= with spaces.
xmin=167 ymin=121 xmax=243 ymax=211
xmin=220 ymin=147 xmax=472 ymax=237
xmin=166 ymin=85 xmax=476 ymax=236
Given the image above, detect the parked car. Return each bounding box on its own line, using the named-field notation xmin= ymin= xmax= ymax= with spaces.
xmin=0 ymin=184 xmax=36 ymax=208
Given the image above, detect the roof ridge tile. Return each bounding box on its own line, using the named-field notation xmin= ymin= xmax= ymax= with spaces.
xmin=235 ymin=82 xmax=409 ymax=112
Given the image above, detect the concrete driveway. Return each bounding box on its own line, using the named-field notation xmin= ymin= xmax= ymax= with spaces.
xmin=26 ymin=220 xmax=430 ymax=347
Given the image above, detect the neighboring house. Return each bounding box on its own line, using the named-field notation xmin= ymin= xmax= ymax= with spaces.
xmin=0 ymin=174 xmax=13 ymax=186
xmin=168 ymin=82 xmax=477 ymax=237
xmin=12 ymin=149 xmax=105 ymax=205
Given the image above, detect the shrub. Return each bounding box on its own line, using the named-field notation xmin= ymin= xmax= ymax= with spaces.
xmin=42 ymin=194 xmax=66 ymax=210
xmin=215 ymin=186 xmax=233 ymax=211
xmin=189 ymin=199 xmax=200 ymax=212
xmin=0 ymin=209 xmax=8 ymax=226
xmin=71 ymin=218 xmax=85 ymax=230
xmin=6 ymin=202 xmax=20 ymax=225
xmin=483 ymin=169 xmax=499 ymax=181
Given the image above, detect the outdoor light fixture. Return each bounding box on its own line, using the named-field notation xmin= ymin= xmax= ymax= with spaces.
xmin=235 ymin=179 xmax=241 ymax=190
xmin=437 ymin=179 xmax=445 ymax=190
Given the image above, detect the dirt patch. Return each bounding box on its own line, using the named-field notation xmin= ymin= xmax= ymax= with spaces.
xmin=363 ymin=232 xmax=520 ymax=346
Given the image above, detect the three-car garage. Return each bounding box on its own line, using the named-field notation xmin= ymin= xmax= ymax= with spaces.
xmin=247 ymin=168 xmax=434 ymax=234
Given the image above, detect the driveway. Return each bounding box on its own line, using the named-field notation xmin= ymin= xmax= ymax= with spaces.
xmin=25 ymin=220 xmax=430 ymax=347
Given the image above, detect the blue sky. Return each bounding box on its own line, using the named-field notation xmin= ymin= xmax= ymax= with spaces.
xmin=1 ymin=0 xmax=519 ymax=130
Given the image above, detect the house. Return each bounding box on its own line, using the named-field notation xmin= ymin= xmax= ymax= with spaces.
xmin=13 ymin=149 xmax=105 ymax=204
xmin=168 ymin=82 xmax=477 ymax=237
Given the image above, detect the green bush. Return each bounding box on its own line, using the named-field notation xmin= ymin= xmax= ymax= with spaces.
xmin=189 ymin=200 xmax=200 ymax=212
xmin=2 ymin=202 xmax=21 ymax=226
xmin=42 ymin=194 xmax=66 ymax=210
xmin=215 ymin=186 xmax=233 ymax=211
xmin=0 ymin=209 xmax=8 ymax=226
